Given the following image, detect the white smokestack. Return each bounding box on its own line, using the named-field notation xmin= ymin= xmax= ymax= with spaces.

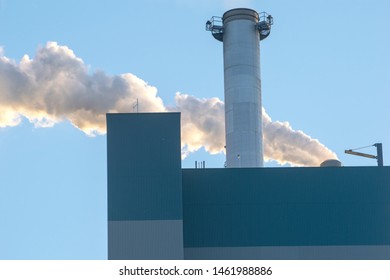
xmin=0 ymin=42 xmax=337 ymax=166
xmin=206 ymin=8 xmax=273 ymax=168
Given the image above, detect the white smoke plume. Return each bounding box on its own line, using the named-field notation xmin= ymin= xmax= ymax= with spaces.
xmin=173 ymin=93 xmax=225 ymax=159
xmin=174 ymin=94 xmax=338 ymax=166
xmin=0 ymin=42 xmax=337 ymax=166
xmin=0 ymin=42 xmax=165 ymax=135
xmin=262 ymin=109 xmax=338 ymax=166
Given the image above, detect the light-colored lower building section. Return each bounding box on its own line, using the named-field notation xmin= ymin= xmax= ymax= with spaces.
xmin=184 ymin=245 xmax=390 ymax=260
xmin=109 ymin=220 xmax=184 ymax=260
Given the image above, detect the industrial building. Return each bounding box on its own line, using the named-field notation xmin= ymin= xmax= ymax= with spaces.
xmin=107 ymin=8 xmax=390 ymax=260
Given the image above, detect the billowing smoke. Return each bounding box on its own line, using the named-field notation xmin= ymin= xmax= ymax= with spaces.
xmin=262 ymin=109 xmax=338 ymax=166
xmin=173 ymin=93 xmax=225 ymax=159
xmin=0 ymin=42 xmax=337 ymax=166
xmin=0 ymin=42 xmax=165 ymax=135
xmin=175 ymin=94 xmax=338 ymax=166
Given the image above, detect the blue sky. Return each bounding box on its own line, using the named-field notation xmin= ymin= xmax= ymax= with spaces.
xmin=0 ymin=0 xmax=389 ymax=259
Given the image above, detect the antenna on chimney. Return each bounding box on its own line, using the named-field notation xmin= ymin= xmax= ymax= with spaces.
xmin=132 ymin=98 xmax=139 ymax=113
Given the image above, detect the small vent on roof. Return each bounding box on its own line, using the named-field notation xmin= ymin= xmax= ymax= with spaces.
xmin=320 ymin=159 xmax=343 ymax=167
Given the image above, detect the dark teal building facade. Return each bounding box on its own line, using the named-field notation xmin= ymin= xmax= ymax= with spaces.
xmin=107 ymin=113 xmax=390 ymax=260
xmin=183 ymin=167 xmax=390 ymax=259
xmin=107 ymin=113 xmax=184 ymax=259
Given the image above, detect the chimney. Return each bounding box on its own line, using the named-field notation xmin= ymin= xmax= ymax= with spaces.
xmin=206 ymin=8 xmax=273 ymax=167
